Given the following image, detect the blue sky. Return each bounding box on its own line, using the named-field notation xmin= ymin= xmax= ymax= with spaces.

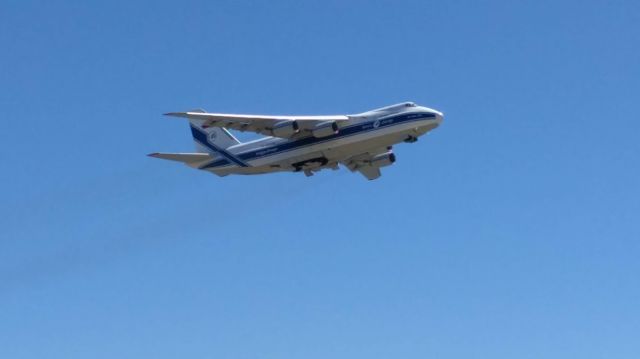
xmin=1 ymin=0 xmax=639 ymax=358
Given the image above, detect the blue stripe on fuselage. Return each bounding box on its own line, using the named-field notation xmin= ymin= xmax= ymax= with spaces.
xmin=200 ymin=112 xmax=436 ymax=170
xmin=190 ymin=125 xmax=249 ymax=167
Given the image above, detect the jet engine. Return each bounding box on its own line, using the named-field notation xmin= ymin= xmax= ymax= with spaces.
xmin=370 ymin=151 xmax=396 ymax=167
xmin=271 ymin=121 xmax=299 ymax=137
xmin=311 ymin=121 xmax=339 ymax=138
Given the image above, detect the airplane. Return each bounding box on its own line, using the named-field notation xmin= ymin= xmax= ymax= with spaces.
xmin=149 ymin=102 xmax=443 ymax=180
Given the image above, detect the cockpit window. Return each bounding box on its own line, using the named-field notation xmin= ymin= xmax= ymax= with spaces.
xmin=371 ymin=102 xmax=417 ymax=113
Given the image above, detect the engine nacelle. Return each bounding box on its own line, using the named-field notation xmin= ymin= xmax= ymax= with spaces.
xmin=370 ymin=151 xmax=396 ymax=167
xmin=271 ymin=120 xmax=299 ymax=137
xmin=311 ymin=121 xmax=339 ymax=138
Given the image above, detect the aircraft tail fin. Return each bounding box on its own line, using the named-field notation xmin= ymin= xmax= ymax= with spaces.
xmin=183 ymin=109 xmax=241 ymax=153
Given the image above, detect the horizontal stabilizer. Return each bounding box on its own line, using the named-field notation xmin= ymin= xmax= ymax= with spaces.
xmin=148 ymin=152 xmax=213 ymax=168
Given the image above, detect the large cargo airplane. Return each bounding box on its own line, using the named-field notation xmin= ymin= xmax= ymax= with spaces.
xmin=149 ymin=102 xmax=443 ymax=180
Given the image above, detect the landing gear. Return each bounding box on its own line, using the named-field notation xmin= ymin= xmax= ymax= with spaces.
xmin=292 ymin=157 xmax=328 ymax=172
xmin=404 ymin=135 xmax=418 ymax=143
xmin=293 ymin=157 xmax=331 ymax=177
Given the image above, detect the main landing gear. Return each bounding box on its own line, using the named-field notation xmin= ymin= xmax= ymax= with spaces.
xmin=404 ymin=135 xmax=418 ymax=143
xmin=292 ymin=157 xmax=331 ymax=177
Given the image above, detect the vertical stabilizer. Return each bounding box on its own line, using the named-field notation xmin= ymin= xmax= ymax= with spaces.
xmin=186 ymin=109 xmax=241 ymax=153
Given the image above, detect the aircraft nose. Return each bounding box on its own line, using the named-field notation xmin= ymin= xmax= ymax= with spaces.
xmin=434 ymin=111 xmax=444 ymax=124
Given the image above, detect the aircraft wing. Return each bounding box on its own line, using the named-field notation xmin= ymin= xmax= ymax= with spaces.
xmin=164 ymin=110 xmax=350 ymax=139
xmin=340 ymin=147 xmax=393 ymax=181
xmin=356 ymin=166 xmax=382 ymax=180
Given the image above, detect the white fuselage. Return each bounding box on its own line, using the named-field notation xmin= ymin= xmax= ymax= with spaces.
xmin=197 ymin=104 xmax=443 ymax=176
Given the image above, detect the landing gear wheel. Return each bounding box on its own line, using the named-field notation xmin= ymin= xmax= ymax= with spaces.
xmin=404 ymin=135 xmax=418 ymax=143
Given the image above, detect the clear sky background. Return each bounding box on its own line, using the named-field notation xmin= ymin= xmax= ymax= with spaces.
xmin=1 ymin=1 xmax=639 ymax=358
